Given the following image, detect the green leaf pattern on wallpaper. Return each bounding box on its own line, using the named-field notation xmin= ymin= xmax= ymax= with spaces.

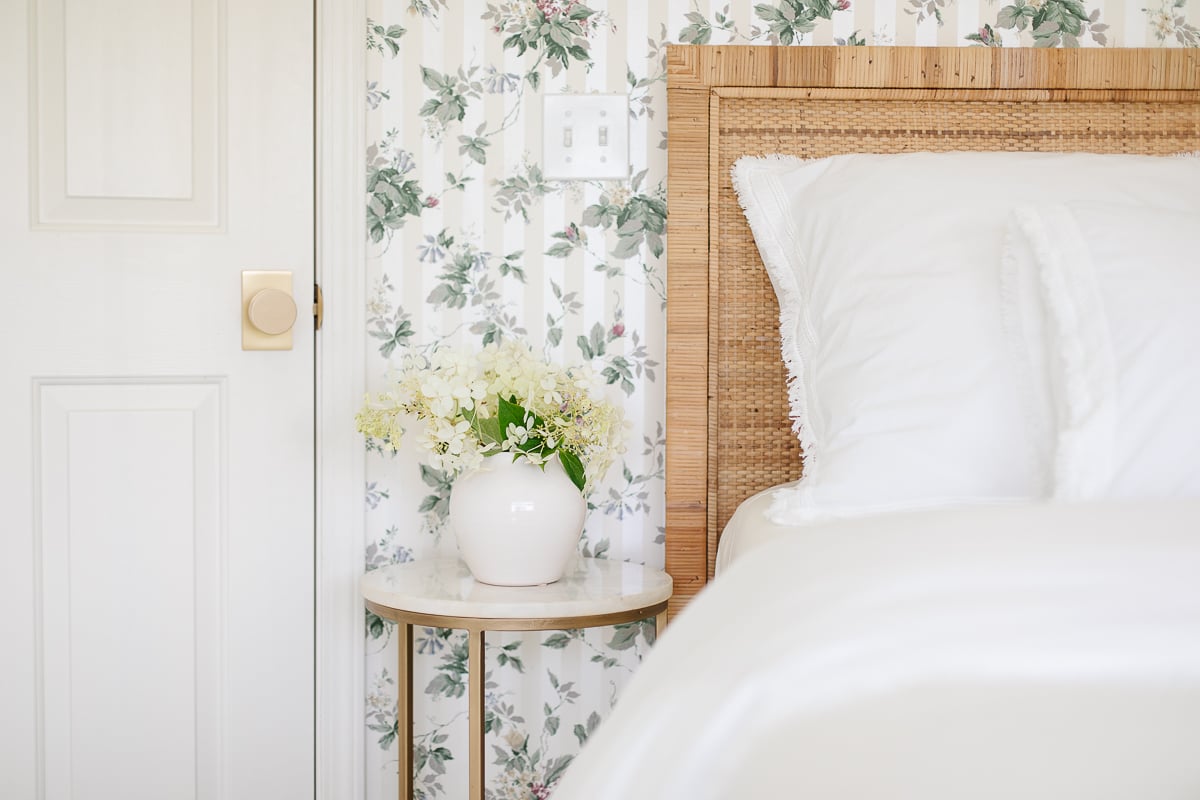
xmin=363 ymin=1 xmax=1195 ymax=797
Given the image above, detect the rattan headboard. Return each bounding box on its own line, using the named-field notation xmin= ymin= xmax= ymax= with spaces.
xmin=664 ymin=45 xmax=1200 ymax=617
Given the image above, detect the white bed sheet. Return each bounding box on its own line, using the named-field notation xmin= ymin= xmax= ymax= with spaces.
xmin=554 ymin=499 xmax=1200 ymax=800
xmin=716 ymin=483 xmax=1033 ymax=572
xmin=713 ymin=480 xmax=800 ymax=573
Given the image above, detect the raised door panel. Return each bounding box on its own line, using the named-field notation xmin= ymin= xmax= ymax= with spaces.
xmin=32 ymin=0 xmax=222 ymax=229
xmin=37 ymin=380 xmax=223 ymax=800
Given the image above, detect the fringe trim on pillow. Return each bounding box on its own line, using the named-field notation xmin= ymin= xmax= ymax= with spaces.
xmin=729 ymin=155 xmax=820 ymax=471
xmin=997 ymin=220 xmax=1052 ymax=495
xmin=1013 ymin=206 xmax=1092 ymax=499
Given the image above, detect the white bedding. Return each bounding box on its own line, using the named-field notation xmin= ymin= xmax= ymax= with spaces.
xmin=731 ymin=152 xmax=1200 ymax=523
xmin=713 ymin=481 xmax=799 ymax=573
xmin=715 ymin=485 xmax=1037 ymax=572
xmin=554 ymin=500 xmax=1200 ymax=800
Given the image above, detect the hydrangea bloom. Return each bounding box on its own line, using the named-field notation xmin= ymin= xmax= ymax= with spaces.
xmin=356 ymin=340 xmax=624 ymax=493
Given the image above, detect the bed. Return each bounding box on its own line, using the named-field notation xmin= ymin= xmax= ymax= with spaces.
xmin=550 ymin=45 xmax=1200 ymax=799
xmin=661 ymin=45 xmax=1200 ymax=616
xmin=557 ymin=499 xmax=1200 ymax=799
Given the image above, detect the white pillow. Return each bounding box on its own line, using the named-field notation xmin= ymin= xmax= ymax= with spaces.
xmin=1008 ymin=201 xmax=1200 ymax=499
xmin=731 ymin=151 xmax=1200 ymax=524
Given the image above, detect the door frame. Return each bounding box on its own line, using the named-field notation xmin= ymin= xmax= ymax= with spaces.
xmin=316 ymin=1 xmax=367 ymax=798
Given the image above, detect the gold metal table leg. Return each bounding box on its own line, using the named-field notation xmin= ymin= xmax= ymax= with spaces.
xmin=468 ymin=628 xmax=485 ymax=800
xmin=398 ymin=622 xmax=413 ymax=800
xmin=363 ymin=600 xmax=668 ymax=800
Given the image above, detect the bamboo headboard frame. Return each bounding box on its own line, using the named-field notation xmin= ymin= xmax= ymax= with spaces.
xmin=663 ymin=45 xmax=1200 ymax=617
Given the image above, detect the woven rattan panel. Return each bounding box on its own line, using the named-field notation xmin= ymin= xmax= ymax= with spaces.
xmin=709 ymin=89 xmax=1200 ymax=554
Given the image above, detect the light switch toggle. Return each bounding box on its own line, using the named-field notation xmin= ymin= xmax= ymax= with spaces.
xmin=242 ymin=270 xmax=297 ymax=351
xmin=598 ymin=126 xmax=608 ymax=146
xmin=563 ymin=127 xmax=573 ymax=147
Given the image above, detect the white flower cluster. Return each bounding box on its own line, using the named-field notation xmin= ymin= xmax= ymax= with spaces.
xmin=357 ymin=340 xmax=625 ymax=492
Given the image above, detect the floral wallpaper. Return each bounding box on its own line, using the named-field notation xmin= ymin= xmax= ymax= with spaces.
xmin=362 ymin=1 xmax=1197 ymax=797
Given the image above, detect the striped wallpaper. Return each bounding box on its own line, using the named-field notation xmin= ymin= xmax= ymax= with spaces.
xmin=362 ymin=2 xmax=1197 ymax=797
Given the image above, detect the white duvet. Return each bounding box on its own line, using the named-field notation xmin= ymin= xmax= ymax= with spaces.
xmin=553 ymin=500 xmax=1200 ymax=800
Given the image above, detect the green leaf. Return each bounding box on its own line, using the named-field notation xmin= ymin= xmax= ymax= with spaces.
xmin=547 ymin=23 xmax=572 ymax=48
xmin=458 ymin=135 xmax=490 ymax=165
xmin=589 ymin=322 xmax=605 ymax=356
xmin=461 ymin=407 xmax=502 ymax=448
xmin=419 ymin=464 xmax=451 ymax=489
xmin=616 ymin=216 xmax=644 ymax=235
xmin=678 ymin=22 xmax=711 ymax=45
xmin=558 ymin=450 xmax=586 ymax=492
xmin=497 ymin=395 xmax=527 ymax=441
xmin=644 ymin=198 xmax=668 ymax=230
xmin=440 ymin=98 xmax=467 ymax=123
xmin=611 ymin=235 xmax=642 ymax=260
xmin=366 ymin=610 xmax=386 ymax=639
xmin=572 ymin=710 xmax=602 ymax=746
xmin=420 ymin=66 xmax=444 ymax=91
xmin=645 ymin=231 xmax=664 ymax=258
xmin=542 ymin=632 xmax=571 ymax=649
xmin=642 ymin=617 xmax=657 ymax=646
xmin=497 ymin=652 xmax=525 ymax=673
xmin=545 ymin=241 xmax=575 ymax=258
xmin=754 ymin=4 xmax=783 ymax=23
xmin=581 ymin=203 xmax=608 ymax=228
xmin=425 ymin=673 xmax=465 ymax=699
xmin=545 ymin=754 xmax=574 ymax=786
xmin=606 ymin=622 xmax=640 ymax=650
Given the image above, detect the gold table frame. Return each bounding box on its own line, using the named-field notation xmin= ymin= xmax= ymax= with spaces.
xmin=365 ymin=598 xmax=669 ymax=800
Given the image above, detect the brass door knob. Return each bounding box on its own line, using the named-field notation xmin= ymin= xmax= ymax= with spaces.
xmin=247 ymin=288 xmax=297 ymax=335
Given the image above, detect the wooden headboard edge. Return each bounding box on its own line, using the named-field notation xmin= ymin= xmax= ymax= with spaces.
xmin=667 ymin=45 xmax=1200 ymax=91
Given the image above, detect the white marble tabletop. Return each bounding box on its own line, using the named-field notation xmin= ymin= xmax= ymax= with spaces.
xmin=361 ymin=557 xmax=672 ymax=620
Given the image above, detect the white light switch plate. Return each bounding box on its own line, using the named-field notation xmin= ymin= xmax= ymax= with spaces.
xmin=542 ymin=94 xmax=629 ymax=181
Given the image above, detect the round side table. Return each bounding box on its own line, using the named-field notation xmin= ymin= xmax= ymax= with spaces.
xmin=361 ymin=557 xmax=672 ymax=800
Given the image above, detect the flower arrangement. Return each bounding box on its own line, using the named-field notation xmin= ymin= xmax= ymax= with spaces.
xmin=356 ymin=340 xmax=624 ymax=493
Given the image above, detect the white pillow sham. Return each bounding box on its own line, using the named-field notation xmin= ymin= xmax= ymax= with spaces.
xmin=1007 ymin=201 xmax=1200 ymax=500
xmin=731 ymin=151 xmax=1200 ymax=524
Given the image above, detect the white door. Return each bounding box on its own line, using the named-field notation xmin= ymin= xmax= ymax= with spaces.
xmin=0 ymin=2 xmax=315 ymax=798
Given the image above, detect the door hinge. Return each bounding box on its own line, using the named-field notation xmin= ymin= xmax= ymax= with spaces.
xmin=313 ymin=283 xmax=324 ymax=331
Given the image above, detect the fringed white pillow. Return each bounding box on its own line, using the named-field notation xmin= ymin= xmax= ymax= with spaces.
xmin=1008 ymin=202 xmax=1200 ymax=499
xmin=731 ymin=151 xmax=1200 ymax=524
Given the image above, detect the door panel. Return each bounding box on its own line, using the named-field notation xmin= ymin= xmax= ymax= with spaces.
xmin=33 ymin=0 xmax=222 ymax=228
xmin=38 ymin=382 xmax=224 ymax=800
xmin=0 ymin=2 xmax=315 ymax=798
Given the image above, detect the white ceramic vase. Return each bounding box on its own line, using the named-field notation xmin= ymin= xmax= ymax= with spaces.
xmin=448 ymin=455 xmax=586 ymax=586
